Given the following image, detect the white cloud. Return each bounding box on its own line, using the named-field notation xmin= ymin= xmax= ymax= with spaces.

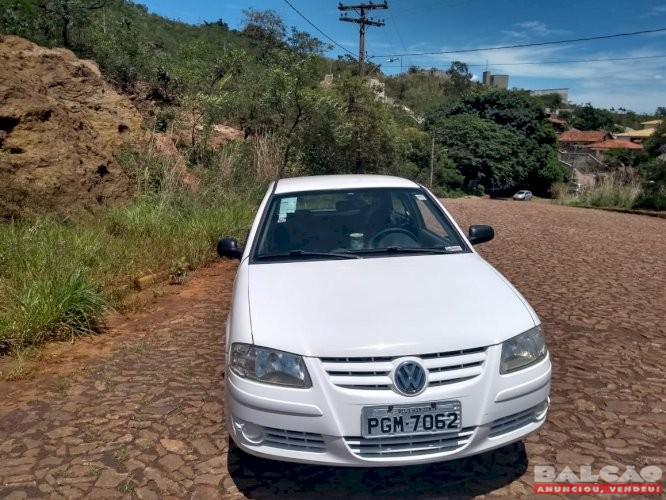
xmin=501 ymin=20 xmax=569 ymax=39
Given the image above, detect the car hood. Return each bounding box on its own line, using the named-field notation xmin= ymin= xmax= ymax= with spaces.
xmin=246 ymin=253 xmax=537 ymax=358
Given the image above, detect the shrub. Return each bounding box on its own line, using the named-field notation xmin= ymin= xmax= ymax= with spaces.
xmin=550 ymin=182 xmax=569 ymax=201
xmin=634 ymin=194 xmax=666 ymax=211
xmin=558 ymin=176 xmax=640 ymax=209
xmin=634 ymin=160 xmax=666 ymax=211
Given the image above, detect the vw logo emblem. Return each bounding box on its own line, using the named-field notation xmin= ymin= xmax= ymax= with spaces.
xmin=393 ymin=360 xmax=427 ymax=396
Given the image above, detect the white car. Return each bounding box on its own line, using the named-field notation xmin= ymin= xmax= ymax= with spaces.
xmin=219 ymin=175 xmax=550 ymax=467
xmin=513 ymin=190 xmax=533 ymax=201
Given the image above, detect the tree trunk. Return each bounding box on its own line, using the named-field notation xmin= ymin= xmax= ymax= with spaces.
xmin=280 ymin=99 xmax=303 ymax=177
xmin=61 ymin=1 xmax=72 ymax=48
xmin=62 ymin=18 xmax=71 ymax=48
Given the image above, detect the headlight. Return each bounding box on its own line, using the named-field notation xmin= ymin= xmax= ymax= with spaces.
xmin=230 ymin=343 xmax=312 ymax=388
xmin=500 ymin=326 xmax=547 ymax=374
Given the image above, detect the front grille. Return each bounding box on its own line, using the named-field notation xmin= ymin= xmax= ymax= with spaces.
xmin=320 ymin=347 xmax=487 ymax=390
xmin=263 ymin=428 xmax=326 ymax=453
xmin=489 ymin=400 xmax=548 ymax=437
xmin=345 ymin=427 xmax=475 ymax=457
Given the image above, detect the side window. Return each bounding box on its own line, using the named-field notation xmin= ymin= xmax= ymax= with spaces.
xmin=414 ymin=197 xmax=447 ymax=238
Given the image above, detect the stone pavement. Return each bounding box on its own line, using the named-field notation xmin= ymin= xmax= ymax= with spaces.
xmin=0 ymin=199 xmax=664 ymax=498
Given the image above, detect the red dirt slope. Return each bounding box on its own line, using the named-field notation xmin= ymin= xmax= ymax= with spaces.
xmin=0 ymin=36 xmax=143 ymax=218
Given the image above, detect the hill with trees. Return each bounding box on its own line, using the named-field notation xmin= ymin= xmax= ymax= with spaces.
xmin=1 ymin=0 xmax=574 ymax=199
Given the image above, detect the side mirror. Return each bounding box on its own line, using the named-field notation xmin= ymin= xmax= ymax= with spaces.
xmin=217 ymin=238 xmax=243 ymax=260
xmin=468 ymin=225 xmax=494 ymax=245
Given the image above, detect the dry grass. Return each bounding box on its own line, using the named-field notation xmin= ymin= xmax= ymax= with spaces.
xmin=554 ymin=176 xmax=641 ymax=209
xmin=251 ymin=134 xmax=283 ymax=182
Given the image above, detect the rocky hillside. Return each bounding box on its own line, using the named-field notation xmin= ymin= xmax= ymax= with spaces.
xmin=0 ymin=36 xmax=143 ymax=219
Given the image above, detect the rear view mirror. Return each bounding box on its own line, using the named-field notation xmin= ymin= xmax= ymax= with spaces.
xmin=468 ymin=225 xmax=494 ymax=245
xmin=217 ymin=238 xmax=243 ymax=260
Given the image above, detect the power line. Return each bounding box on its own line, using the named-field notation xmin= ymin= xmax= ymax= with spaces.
xmin=370 ymin=27 xmax=666 ymax=58
xmin=281 ymin=0 xmax=357 ymax=59
xmin=380 ymin=53 xmax=666 ymax=69
xmin=386 ymin=4 xmax=407 ymax=72
xmin=388 ymin=9 xmax=407 ymax=51
xmin=417 ymin=54 xmax=666 ymax=68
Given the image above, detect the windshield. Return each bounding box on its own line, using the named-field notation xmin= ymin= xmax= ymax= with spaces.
xmin=253 ymin=188 xmax=467 ymax=261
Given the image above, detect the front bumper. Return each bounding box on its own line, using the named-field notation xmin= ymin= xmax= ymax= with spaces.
xmin=225 ymin=345 xmax=551 ymax=467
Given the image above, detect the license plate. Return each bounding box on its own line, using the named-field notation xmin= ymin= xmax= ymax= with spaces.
xmin=361 ymin=400 xmax=462 ymax=438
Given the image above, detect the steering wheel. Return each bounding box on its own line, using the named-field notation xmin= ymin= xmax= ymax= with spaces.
xmin=370 ymin=227 xmax=417 ymax=248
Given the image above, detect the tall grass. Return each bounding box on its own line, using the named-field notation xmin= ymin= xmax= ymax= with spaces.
xmin=579 ymin=177 xmax=640 ymax=209
xmin=553 ymin=176 xmax=640 ymax=209
xmin=0 ymin=144 xmax=262 ymax=353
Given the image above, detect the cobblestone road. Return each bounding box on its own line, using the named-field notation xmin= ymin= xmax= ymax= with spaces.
xmin=1 ymin=199 xmax=664 ymax=499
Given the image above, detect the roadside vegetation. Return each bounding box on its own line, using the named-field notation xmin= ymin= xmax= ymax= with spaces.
xmin=0 ymin=147 xmax=260 ymax=355
xmin=553 ymin=177 xmax=640 ymax=210
xmin=554 ymin=121 xmax=666 ymax=211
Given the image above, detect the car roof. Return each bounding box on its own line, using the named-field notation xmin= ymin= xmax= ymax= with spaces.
xmin=274 ymin=175 xmax=419 ymax=195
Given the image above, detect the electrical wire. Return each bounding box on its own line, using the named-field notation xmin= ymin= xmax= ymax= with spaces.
xmin=379 ymin=53 xmax=666 ymax=69
xmin=281 ymin=0 xmax=357 ymax=59
xmin=370 ymin=27 xmax=666 ymax=58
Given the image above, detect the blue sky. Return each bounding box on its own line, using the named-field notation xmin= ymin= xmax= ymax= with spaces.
xmin=141 ymin=0 xmax=666 ymax=113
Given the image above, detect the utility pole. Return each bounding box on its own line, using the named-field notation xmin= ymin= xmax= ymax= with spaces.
xmin=338 ymin=1 xmax=387 ymax=76
xmin=429 ymin=135 xmax=435 ymax=189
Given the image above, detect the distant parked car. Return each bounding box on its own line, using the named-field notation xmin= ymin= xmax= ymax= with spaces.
xmin=513 ymin=190 xmax=533 ymax=201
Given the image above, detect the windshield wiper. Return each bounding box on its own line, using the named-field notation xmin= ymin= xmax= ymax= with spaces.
xmin=351 ymin=246 xmax=459 ymax=255
xmin=256 ymin=250 xmax=361 ymax=261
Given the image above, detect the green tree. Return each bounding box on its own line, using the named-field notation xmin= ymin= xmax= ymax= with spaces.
xmin=643 ymin=119 xmax=666 ymax=158
xmin=241 ymin=8 xmax=286 ymax=48
xmin=571 ymin=103 xmax=616 ymax=131
xmin=429 ymin=115 xmax=528 ymax=190
xmin=534 ymin=92 xmax=564 ymax=111
xmin=0 ymin=0 xmax=42 ymax=41
xmin=635 ymin=159 xmax=666 ymax=211
xmin=426 ymin=88 xmax=568 ymax=194
xmin=287 ymin=28 xmax=330 ymax=56
xmin=397 ymin=127 xmax=463 ymax=193
xmin=333 ymin=76 xmax=401 ymax=174
xmin=384 ymin=71 xmax=455 ymax=116
xmin=37 ymin=0 xmax=107 ymax=48
xmin=427 ymin=88 xmax=554 ymax=139
xmin=445 ymin=61 xmax=472 ymax=95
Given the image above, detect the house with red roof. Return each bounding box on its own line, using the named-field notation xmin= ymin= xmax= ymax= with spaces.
xmin=559 ymin=130 xmax=612 ymax=148
xmin=585 ymin=140 xmax=643 ymax=152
